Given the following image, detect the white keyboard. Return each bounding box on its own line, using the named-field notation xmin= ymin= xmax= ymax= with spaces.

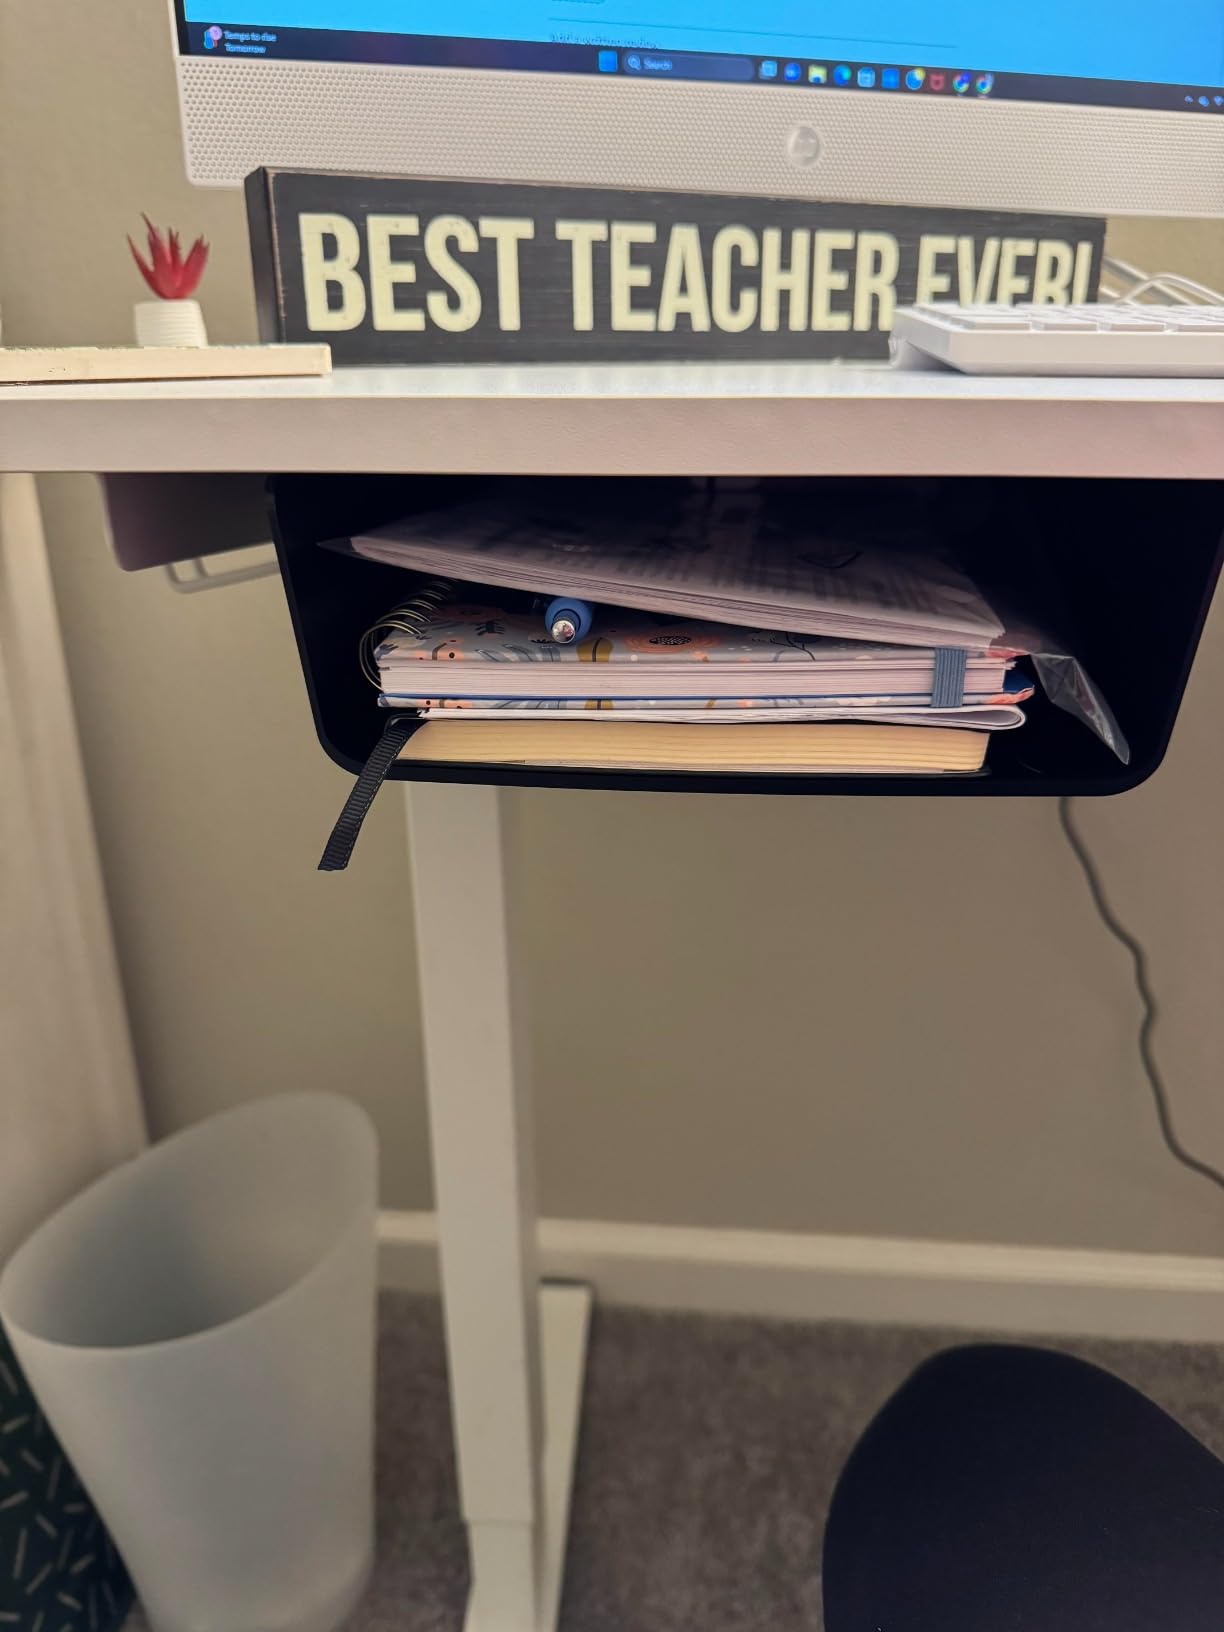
xmin=891 ymin=302 xmax=1224 ymax=377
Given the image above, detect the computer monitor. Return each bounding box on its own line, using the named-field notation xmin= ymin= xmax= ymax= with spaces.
xmin=170 ymin=0 xmax=1224 ymax=216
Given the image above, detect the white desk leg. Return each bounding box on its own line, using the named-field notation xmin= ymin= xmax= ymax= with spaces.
xmin=406 ymin=782 xmax=589 ymax=1632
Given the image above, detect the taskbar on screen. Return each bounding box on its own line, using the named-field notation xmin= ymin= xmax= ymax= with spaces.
xmin=182 ymin=21 xmax=1224 ymax=116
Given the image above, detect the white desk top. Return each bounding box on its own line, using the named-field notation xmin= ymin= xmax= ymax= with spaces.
xmin=3 ymin=362 xmax=1224 ymax=478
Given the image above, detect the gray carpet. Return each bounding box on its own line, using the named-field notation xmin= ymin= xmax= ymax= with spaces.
xmin=356 ymin=1292 xmax=1224 ymax=1632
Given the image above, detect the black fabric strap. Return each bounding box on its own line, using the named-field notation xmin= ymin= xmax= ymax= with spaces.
xmin=319 ymin=715 xmax=418 ymax=872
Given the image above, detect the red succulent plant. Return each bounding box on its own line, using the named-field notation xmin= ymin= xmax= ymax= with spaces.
xmin=128 ymin=216 xmax=210 ymax=300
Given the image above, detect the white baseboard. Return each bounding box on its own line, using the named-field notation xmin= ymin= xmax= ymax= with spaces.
xmin=378 ymin=1211 xmax=1224 ymax=1343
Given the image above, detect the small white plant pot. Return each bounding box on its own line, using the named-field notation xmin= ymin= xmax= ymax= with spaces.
xmin=134 ymin=298 xmax=208 ymax=348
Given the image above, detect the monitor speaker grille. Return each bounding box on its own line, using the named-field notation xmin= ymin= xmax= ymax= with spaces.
xmin=179 ymin=57 xmax=1219 ymax=218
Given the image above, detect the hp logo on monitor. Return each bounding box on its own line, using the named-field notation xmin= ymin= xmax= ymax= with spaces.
xmin=787 ymin=124 xmax=822 ymax=166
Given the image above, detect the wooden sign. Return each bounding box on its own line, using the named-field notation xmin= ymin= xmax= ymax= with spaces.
xmin=247 ymin=168 xmax=1103 ymax=365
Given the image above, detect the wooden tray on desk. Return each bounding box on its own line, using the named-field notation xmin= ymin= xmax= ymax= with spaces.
xmin=0 ymin=344 xmax=330 ymax=385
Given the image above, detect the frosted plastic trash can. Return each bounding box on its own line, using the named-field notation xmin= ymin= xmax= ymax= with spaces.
xmin=0 ymin=1093 xmax=378 ymax=1632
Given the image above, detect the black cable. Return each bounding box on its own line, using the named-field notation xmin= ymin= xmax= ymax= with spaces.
xmin=1058 ymin=795 xmax=1224 ymax=1197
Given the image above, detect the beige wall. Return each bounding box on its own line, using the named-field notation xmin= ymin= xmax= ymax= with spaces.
xmin=5 ymin=0 xmax=1224 ymax=1255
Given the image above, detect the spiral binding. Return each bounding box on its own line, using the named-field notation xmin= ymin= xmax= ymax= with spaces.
xmin=359 ymin=577 xmax=455 ymax=689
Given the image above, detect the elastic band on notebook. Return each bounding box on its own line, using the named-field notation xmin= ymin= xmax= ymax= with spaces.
xmin=932 ymin=647 xmax=968 ymax=709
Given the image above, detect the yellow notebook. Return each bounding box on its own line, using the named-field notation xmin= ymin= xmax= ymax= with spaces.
xmin=399 ymin=719 xmax=987 ymax=774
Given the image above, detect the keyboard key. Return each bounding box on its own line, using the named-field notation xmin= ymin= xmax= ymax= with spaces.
xmin=1025 ymin=311 xmax=1095 ymax=329
xmin=949 ymin=310 xmax=1030 ymax=329
xmin=1161 ymin=309 xmax=1224 ymax=329
xmin=1092 ymin=312 xmax=1166 ymax=330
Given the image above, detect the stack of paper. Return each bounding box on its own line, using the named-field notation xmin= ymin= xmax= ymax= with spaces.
xmin=339 ymin=487 xmax=1004 ymax=648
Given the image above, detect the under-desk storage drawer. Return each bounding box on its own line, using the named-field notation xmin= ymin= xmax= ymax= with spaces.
xmin=270 ymin=474 xmax=1223 ymax=797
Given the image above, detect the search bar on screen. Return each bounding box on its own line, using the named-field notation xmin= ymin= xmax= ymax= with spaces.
xmin=622 ymin=50 xmax=755 ymax=80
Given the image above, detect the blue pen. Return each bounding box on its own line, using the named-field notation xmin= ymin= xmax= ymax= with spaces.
xmin=544 ymin=596 xmax=594 ymax=644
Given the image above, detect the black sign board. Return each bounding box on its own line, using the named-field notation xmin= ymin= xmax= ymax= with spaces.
xmin=247 ymin=168 xmax=1103 ymax=365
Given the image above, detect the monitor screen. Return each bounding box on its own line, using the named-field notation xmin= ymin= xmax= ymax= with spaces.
xmin=177 ymin=0 xmax=1224 ymax=115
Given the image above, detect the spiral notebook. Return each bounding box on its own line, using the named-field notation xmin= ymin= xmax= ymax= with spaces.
xmin=364 ymin=588 xmax=1032 ymax=727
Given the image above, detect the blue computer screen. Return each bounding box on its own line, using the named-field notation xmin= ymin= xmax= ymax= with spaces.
xmin=178 ymin=0 xmax=1224 ymax=111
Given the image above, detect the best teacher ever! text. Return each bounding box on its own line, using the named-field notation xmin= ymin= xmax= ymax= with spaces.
xmin=298 ymin=211 xmax=1096 ymax=336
